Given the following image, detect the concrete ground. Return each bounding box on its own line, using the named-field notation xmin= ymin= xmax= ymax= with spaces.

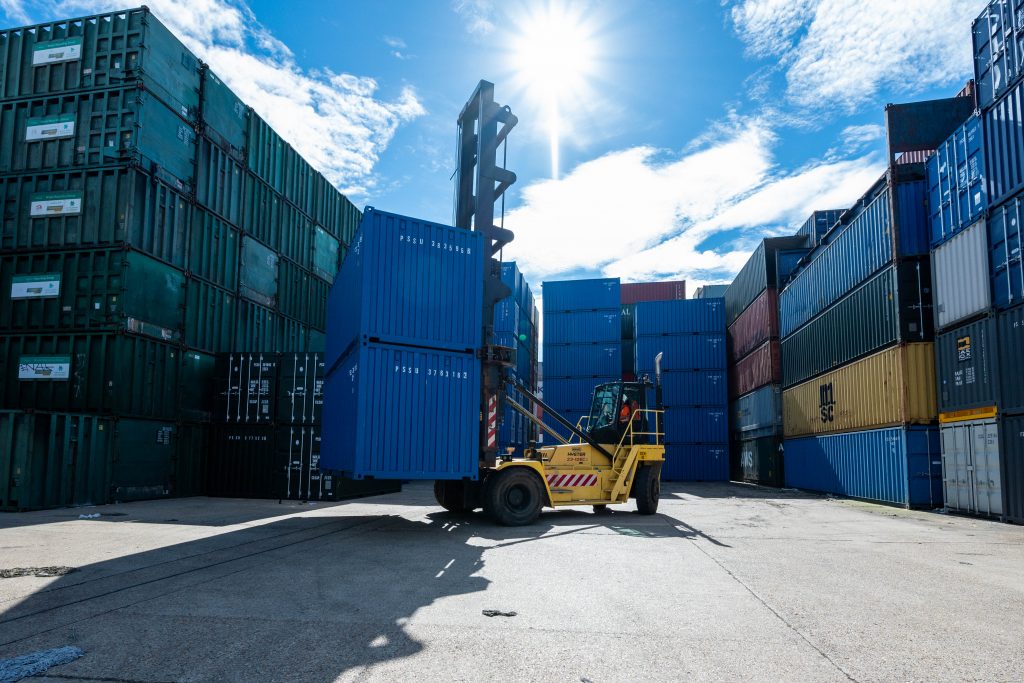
xmin=0 ymin=483 xmax=1021 ymax=683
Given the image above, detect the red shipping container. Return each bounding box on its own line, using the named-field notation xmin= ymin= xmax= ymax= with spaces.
xmin=728 ymin=288 xmax=779 ymax=363
xmin=729 ymin=340 xmax=781 ymax=397
xmin=621 ymin=280 xmax=686 ymax=304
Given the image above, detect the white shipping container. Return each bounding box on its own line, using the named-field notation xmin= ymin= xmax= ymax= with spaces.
xmin=940 ymin=418 xmax=1002 ymax=516
xmin=932 ymin=219 xmax=990 ymax=331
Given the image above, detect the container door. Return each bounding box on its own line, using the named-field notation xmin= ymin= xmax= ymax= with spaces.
xmin=971 ymin=421 xmax=1002 ymax=515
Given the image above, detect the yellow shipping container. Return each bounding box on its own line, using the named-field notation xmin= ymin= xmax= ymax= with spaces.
xmin=783 ymin=343 xmax=937 ymax=437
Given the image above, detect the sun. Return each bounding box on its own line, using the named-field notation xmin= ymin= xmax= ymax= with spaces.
xmin=509 ymin=3 xmax=600 ymax=179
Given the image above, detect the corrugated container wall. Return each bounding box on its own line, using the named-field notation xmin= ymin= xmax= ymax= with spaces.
xmin=662 ymin=444 xmax=729 ymax=482
xmin=935 ymin=318 xmax=998 ymax=416
xmin=635 ymin=334 xmax=726 ymax=371
xmin=972 ymin=0 xmax=1024 ymax=110
xmin=635 ymin=298 xmax=724 ymax=336
xmin=736 ymin=436 xmax=784 ymax=487
xmin=927 ymin=114 xmax=987 ymax=246
xmin=983 ymin=78 xmax=1024 ymax=207
xmin=933 ymin=219 xmax=991 ymax=329
xmin=940 ymin=419 xmax=1002 ymax=516
xmin=728 ymin=288 xmax=779 ymax=363
xmin=730 ymin=340 xmax=781 ymax=398
xmin=543 ymin=278 xmax=619 ymax=311
xmin=620 ymin=280 xmax=685 ymax=304
xmin=543 ymin=343 xmax=621 ymax=378
xmin=693 ymin=284 xmax=727 ymax=299
xmin=731 ymin=385 xmax=782 ymax=439
xmin=796 ymin=210 xmax=843 ymax=248
xmin=782 ymin=343 xmax=937 ymax=437
xmin=1001 ymin=414 xmax=1024 ymax=523
xmin=784 ymin=426 xmax=942 ymax=508
xmin=724 ymin=236 xmax=808 ymax=325
xmin=997 ymin=304 xmax=1024 ymax=415
xmin=989 ymin=192 xmax=1023 ymax=309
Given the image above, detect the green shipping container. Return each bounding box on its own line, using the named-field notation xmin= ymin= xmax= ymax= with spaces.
xmin=308 ymin=329 xmax=325 ymax=353
xmin=313 ymin=173 xmax=360 ymax=244
xmin=278 ymin=258 xmax=310 ymax=322
xmin=0 ymin=332 xmax=183 ymax=419
xmin=735 ymin=436 xmax=784 ymax=487
xmin=278 ymin=200 xmax=314 ymax=270
xmin=110 ymin=418 xmax=176 ymax=502
xmin=0 ymin=166 xmax=192 ymax=267
xmin=240 ymin=236 xmax=278 ymax=308
xmin=235 ymin=299 xmax=279 ymax=352
xmin=0 ymin=87 xmax=197 ymax=187
xmin=241 ymin=173 xmax=282 ymax=252
xmin=246 ymin=111 xmax=317 ymax=217
xmin=200 ymin=68 xmax=247 ymax=154
xmin=195 ymin=136 xmax=244 ymax=225
xmin=312 ymin=226 xmax=341 ymax=282
xmin=0 ymin=248 xmax=185 ymax=340
xmin=174 ymin=422 xmax=209 ymax=498
xmin=189 ymin=206 xmax=240 ymax=291
xmin=179 ymin=349 xmax=216 ymax=422
xmin=0 ymin=410 xmax=112 ymax=511
xmin=280 ymin=315 xmax=308 ymax=353
xmin=0 ymin=7 xmax=201 ymax=117
xmin=308 ymin=274 xmax=329 ymax=331
xmin=183 ymin=278 xmax=236 ymax=353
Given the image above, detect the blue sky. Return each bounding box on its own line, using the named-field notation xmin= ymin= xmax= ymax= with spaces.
xmin=1 ymin=0 xmax=987 ymax=292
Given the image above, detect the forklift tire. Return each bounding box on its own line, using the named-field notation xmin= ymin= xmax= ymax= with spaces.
xmin=634 ymin=464 xmax=661 ymax=515
xmin=593 ymin=504 xmax=611 ymax=514
xmin=433 ymin=480 xmax=472 ymax=514
xmin=483 ymin=468 xmax=544 ymax=526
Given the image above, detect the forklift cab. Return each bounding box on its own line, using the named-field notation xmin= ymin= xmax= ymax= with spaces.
xmin=587 ymin=381 xmax=649 ymax=445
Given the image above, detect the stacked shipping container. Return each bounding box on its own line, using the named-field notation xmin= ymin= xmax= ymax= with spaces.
xmin=0 ymin=9 xmax=358 ymax=509
xmin=494 ymin=262 xmax=539 ymax=455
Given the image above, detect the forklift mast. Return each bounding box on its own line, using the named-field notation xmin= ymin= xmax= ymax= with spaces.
xmin=454 ymin=80 xmax=518 ymax=468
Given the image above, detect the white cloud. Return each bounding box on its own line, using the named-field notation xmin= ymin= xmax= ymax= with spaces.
xmin=0 ymin=0 xmax=29 ymax=23
xmin=731 ymin=0 xmax=981 ymax=113
xmin=39 ymin=0 xmax=424 ymax=197
xmin=452 ymin=0 xmax=496 ymax=35
xmin=383 ymin=35 xmax=406 ymax=49
xmin=504 ymin=117 xmax=883 ymax=290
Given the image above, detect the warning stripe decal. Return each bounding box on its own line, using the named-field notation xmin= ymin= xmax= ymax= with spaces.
xmin=546 ymin=473 xmax=598 ymax=488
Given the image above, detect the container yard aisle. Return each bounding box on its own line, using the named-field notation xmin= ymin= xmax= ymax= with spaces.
xmin=0 ymin=485 xmax=1020 ymax=682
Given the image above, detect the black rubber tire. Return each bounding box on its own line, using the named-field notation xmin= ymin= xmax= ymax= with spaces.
xmin=484 ymin=468 xmax=545 ymax=526
xmin=433 ymin=480 xmax=471 ymax=513
xmin=593 ymin=504 xmax=611 ymax=514
xmin=634 ymin=464 xmax=661 ymax=515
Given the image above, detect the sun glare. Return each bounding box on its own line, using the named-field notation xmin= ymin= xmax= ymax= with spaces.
xmin=511 ymin=3 xmax=599 ymax=179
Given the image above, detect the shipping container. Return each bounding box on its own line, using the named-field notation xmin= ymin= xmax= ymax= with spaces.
xmin=660 ymin=370 xmax=727 ymax=407
xmin=195 ymin=136 xmax=243 ymax=225
xmin=620 ymin=280 xmax=686 ymax=304
xmin=110 ymin=418 xmax=177 ymax=501
xmin=781 ymin=261 xmax=932 ymax=388
xmin=543 ymin=278 xmax=619 ymax=311
xmin=0 ymin=248 xmax=185 ymax=340
xmin=0 ymin=87 xmax=197 ymax=187
xmin=0 ymin=8 xmax=201 ymax=115
xmin=321 ymin=341 xmax=481 ymax=480
xmin=544 ymin=309 xmax=620 ymax=344
xmin=997 ymin=303 xmax=1024 ymax=414
xmin=0 ymin=410 xmax=111 ymax=511
xmin=784 ymin=426 xmax=942 ymax=508
xmin=278 ymin=203 xmax=314 ymax=271
xmin=0 ymin=165 xmax=192 ymax=267
xmin=635 ymin=333 xmax=726 ymax=371
xmin=542 ymin=342 xmax=621 ymax=378
xmin=662 ymin=406 xmax=729 ymax=443
xmin=972 ymin=0 xmax=1024 ymax=109
xmin=214 ymin=352 xmax=278 ymax=424
xmin=239 ymin=236 xmax=278 ymax=308
xmin=183 ymin=278 xmax=235 ymax=353
xmin=1000 ymin=413 xmax=1024 ymax=522
xmin=312 ymin=226 xmax=341 ymax=283
xmin=731 ymin=385 xmax=782 ymax=439
xmin=662 ymin=443 xmax=729 ymax=482
xmin=541 ymin=377 xmax=604 ymax=413
xmin=313 ymin=174 xmax=360 ymax=241
xmin=780 ymin=177 xmax=928 ymax=338
xmin=278 ymin=258 xmax=310 ymax=323
xmin=693 ymin=284 xmax=727 ymax=299
xmin=179 ymin=350 xmax=215 ymax=422
xmin=727 ymin=288 xmax=778 ymax=363
xmin=735 ymin=436 xmax=784 ymax=487
xmin=620 ymin=304 xmax=635 ymax=339
xmin=983 ymin=78 xmax=1024 ymax=207
xmin=307 ymin=274 xmax=329 ymax=332
xmin=783 ymin=343 xmax=937 ymax=438
xmin=941 ymin=419 xmax=1002 ymax=516
xmin=200 ymin=68 xmax=247 ymax=155
xmin=172 ymin=421 xmax=207 ymax=498
xmin=278 ymin=424 xmax=326 ymax=500
xmin=774 ymin=249 xmax=809 ymax=291
xmin=188 ymin=206 xmax=239 ymax=291
xmin=327 ymin=209 xmax=485 ymax=366
xmin=730 ymin=340 xmax=781 ymax=398
xmin=989 ymin=192 xmax=1023 ymax=309
xmin=278 ymin=353 xmax=324 ymax=424
xmin=796 ymin=209 xmax=842 ymax=248
xmin=635 ymin=298 xmax=725 ymax=336
xmin=724 ymin=235 xmax=808 ymax=324
xmin=0 ymin=332 xmax=184 ymax=418
xmin=234 ymin=299 xmax=279 ymax=352
xmin=935 ymin=317 xmax=998 ymax=416
xmin=933 ymin=218 xmax=991 ymax=329
xmin=205 ymin=424 xmax=281 ymax=497
xmin=928 ymin=114 xmax=987 ymax=246
xmin=240 ymin=173 xmax=282 ymax=253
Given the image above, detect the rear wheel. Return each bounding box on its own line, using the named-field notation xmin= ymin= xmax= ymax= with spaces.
xmin=593 ymin=504 xmax=611 ymax=514
xmin=634 ymin=464 xmax=661 ymax=515
xmin=484 ymin=468 xmax=545 ymax=526
xmin=433 ymin=480 xmax=471 ymax=513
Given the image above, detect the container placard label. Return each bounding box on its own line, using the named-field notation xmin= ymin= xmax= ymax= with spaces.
xmin=25 ymin=114 xmax=75 ymax=141
xmin=11 ymin=273 xmax=61 ymax=299
xmin=32 ymin=37 xmax=83 ymax=65
xmin=19 ymin=355 xmax=71 ymax=381
xmin=29 ymin=191 xmax=82 ymax=217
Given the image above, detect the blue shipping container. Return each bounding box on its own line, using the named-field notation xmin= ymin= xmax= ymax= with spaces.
xmin=928 ymin=114 xmax=987 ymax=247
xmin=495 ymin=299 xmax=519 ymax=336
xmin=984 ymin=78 xmax=1024 ymax=208
xmin=543 ymin=342 xmax=621 ymax=378
xmin=662 ymin=443 xmax=729 ymax=482
xmin=546 ymin=408 xmax=590 ymax=442
xmin=543 ymin=278 xmax=620 ymax=312
xmin=972 ymin=0 xmax=1024 ymax=110
xmin=321 ymin=341 xmax=480 ymax=480
xmin=634 ymin=299 xmax=725 ymax=336
xmin=663 ymin=406 xmax=729 ymax=443
xmin=544 ymin=309 xmax=620 ymax=344
xmin=326 ymin=208 xmax=485 ymax=367
xmin=776 ymin=249 xmax=810 ymax=289
xmin=542 ymin=376 xmax=609 ymax=414
xmin=635 ymin=334 xmax=727 ymax=371
xmin=784 ymin=426 xmax=942 ymax=508
xmin=990 ymin=191 xmax=1023 ymax=309
xmin=731 ymin=384 xmax=782 ymax=439
xmin=796 ymin=209 xmax=843 ymax=248
xmin=659 ymin=370 xmax=728 ymax=406
xmin=780 ymin=179 xmax=928 ymax=338
xmin=501 ymin=261 xmax=525 ymax=308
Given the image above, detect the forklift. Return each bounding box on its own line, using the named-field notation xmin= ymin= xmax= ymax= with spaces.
xmin=435 ymin=81 xmax=666 ymax=526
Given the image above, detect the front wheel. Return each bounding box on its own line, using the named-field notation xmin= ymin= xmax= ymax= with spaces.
xmin=633 ymin=464 xmax=661 ymax=515
xmin=434 ymin=480 xmax=472 ymax=513
xmin=483 ymin=468 xmax=545 ymax=526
